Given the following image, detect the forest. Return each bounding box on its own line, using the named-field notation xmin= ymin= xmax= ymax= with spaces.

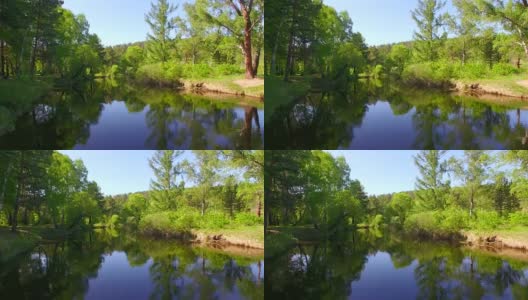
xmin=265 ymin=150 xmax=528 ymax=257
xmin=0 ymin=0 xmax=264 ymax=124
xmin=265 ymin=0 xmax=528 ymax=119
xmin=0 ymin=150 xmax=264 ymax=264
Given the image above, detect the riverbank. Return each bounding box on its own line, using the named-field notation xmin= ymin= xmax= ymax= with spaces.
xmin=265 ymin=226 xmax=324 ymax=258
xmin=182 ymin=74 xmax=264 ymax=99
xmin=0 ymin=225 xmax=77 ymax=264
xmin=454 ymin=76 xmax=528 ymax=99
xmin=463 ymin=226 xmax=528 ymax=251
xmin=265 ymin=76 xmax=311 ymax=122
xmin=0 ymin=79 xmax=52 ymax=134
xmin=0 ymin=229 xmax=39 ymax=264
xmin=191 ymin=226 xmax=264 ymax=249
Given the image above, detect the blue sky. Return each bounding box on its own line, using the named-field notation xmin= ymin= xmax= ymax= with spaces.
xmin=327 ymin=151 xmax=467 ymax=195
xmin=59 ymin=151 xmax=194 ymax=196
xmin=62 ymin=0 xmax=184 ymax=46
xmin=324 ymin=0 xmax=456 ymax=45
xmin=63 ymin=0 xmax=456 ymax=46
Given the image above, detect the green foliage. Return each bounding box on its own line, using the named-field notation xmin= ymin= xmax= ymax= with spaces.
xmin=469 ymin=210 xmax=502 ymax=230
xmin=404 ymin=208 xmax=469 ymax=237
xmin=411 ymin=0 xmax=448 ymax=62
xmin=508 ymin=212 xmax=528 ymax=226
xmin=234 ymin=212 xmax=263 ymax=226
xmin=491 ymin=63 xmax=520 ymax=76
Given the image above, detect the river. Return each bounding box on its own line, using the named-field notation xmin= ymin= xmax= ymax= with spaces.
xmin=266 ymin=81 xmax=528 ymax=150
xmin=0 ymin=231 xmax=264 ymax=300
xmin=266 ymin=230 xmax=528 ymax=299
xmin=0 ymin=81 xmax=263 ymax=149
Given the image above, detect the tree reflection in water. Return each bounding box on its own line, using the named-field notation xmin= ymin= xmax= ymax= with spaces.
xmin=266 ymin=231 xmax=528 ymax=300
xmin=267 ymin=80 xmax=528 ymax=150
xmin=0 ymin=231 xmax=263 ymax=300
xmin=0 ymin=82 xmax=263 ymax=150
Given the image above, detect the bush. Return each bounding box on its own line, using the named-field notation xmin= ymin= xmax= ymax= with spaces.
xmin=200 ymin=211 xmax=230 ymax=229
xmin=214 ymin=64 xmax=241 ymax=76
xmin=491 ymin=63 xmax=520 ymax=76
xmin=470 ymin=210 xmax=502 ymax=230
xmin=508 ymin=211 xmax=528 ymax=226
xmin=402 ymin=63 xmax=453 ymax=88
xmin=234 ymin=212 xmax=262 ymax=226
xmin=439 ymin=208 xmax=469 ymax=233
xmin=454 ymin=62 xmax=488 ymax=79
xmin=404 ymin=209 xmax=468 ymax=239
xmin=139 ymin=208 xmax=202 ymax=236
xmin=404 ymin=211 xmax=438 ymax=235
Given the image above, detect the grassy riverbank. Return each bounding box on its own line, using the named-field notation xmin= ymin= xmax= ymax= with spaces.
xmin=192 ymin=226 xmax=264 ymax=249
xmin=182 ymin=74 xmax=264 ymax=99
xmin=265 ymin=226 xmax=324 ymax=258
xmin=402 ymin=63 xmax=528 ymax=99
xmin=464 ymin=226 xmax=528 ymax=250
xmin=265 ymin=76 xmax=311 ymax=121
xmin=0 ymin=79 xmax=52 ymax=134
xmin=0 ymin=225 xmax=76 ymax=264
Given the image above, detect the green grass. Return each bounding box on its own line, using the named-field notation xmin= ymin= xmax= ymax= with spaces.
xmin=467 ymin=226 xmax=528 ymax=239
xmin=0 ymin=79 xmax=52 ymax=134
xmin=265 ymin=75 xmax=311 ymax=122
xmin=265 ymin=225 xmax=325 ymax=259
xmin=458 ymin=73 xmax=528 ymax=97
xmin=0 ymin=228 xmax=39 ymax=263
xmin=0 ymin=79 xmax=51 ymax=107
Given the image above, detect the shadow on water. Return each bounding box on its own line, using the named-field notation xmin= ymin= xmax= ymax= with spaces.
xmin=265 ymin=230 xmax=528 ymax=300
xmin=0 ymin=231 xmax=264 ymax=300
xmin=267 ymin=79 xmax=528 ymax=150
xmin=0 ymin=81 xmax=263 ymax=150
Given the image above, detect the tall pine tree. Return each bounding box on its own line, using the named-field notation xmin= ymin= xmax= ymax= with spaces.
xmin=149 ymin=150 xmax=183 ymax=211
xmin=145 ymin=0 xmax=177 ymax=63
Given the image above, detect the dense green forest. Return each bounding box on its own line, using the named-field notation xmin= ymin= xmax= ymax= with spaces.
xmin=0 ymin=0 xmax=263 ymax=111
xmin=266 ymin=0 xmax=528 ymax=117
xmin=103 ymin=0 xmax=264 ymax=87
xmin=265 ymin=150 xmax=528 ymax=255
xmin=0 ymin=150 xmax=264 ymax=260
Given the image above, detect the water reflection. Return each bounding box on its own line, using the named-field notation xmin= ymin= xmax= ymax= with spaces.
xmin=267 ymin=81 xmax=528 ymax=150
xmin=0 ymin=232 xmax=263 ymax=300
xmin=0 ymin=82 xmax=263 ymax=149
xmin=266 ymin=231 xmax=528 ymax=300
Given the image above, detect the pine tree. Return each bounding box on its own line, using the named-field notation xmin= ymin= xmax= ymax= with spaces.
xmin=412 ymin=0 xmax=448 ymax=61
xmin=414 ymin=150 xmax=450 ymax=210
xmin=145 ymin=0 xmax=177 ymax=63
xmin=148 ymin=150 xmax=183 ymax=211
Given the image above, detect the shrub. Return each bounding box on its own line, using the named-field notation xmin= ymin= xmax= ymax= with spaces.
xmin=508 ymin=211 xmax=528 ymax=226
xmin=454 ymin=62 xmax=488 ymax=79
xmin=470 ymin=210 xmax=502 ymax=230
xmin=402 ymin=63 xmax=453 ymax=88
xmin=404 ymin=211 xmax=438 ymax=235
xmin=200 ymin=211 xmax=230 ymax=229
xmin=438 ymin=208 xmax=469 ymax=233
xmin=234 ymin=212 xmax=262 ymax=226
xmin=139 ymin=209 xmax=201 ymax=236
xmin=214 ymin=63 xmax=241 ymax=76
xmin=404 ymin=209 xmax=468 ymax=238
xmin=491 ymin=63 xmax=520 ymax=76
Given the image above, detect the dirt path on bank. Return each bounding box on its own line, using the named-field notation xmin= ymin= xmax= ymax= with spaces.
xmin=234 ymin=78 xmax=264 ymax=88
